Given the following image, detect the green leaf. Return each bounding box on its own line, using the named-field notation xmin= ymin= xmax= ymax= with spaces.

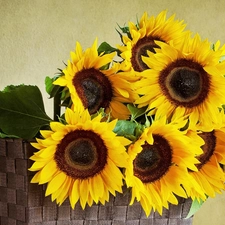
xmin=186 ymin=199 xmax=204 ymax=219
xmin=0 ymin=132 xmax=19 ymax=138
xmin=45 ymin=76 xmax=63 ymax=98
xmin=116 ymin=24 xmax=132 ymax=40
xmin=127 ymin=104 xmax=147 ymax=121
xmin=113 ymin=120 xmax=136 ymax=137
xmin=3 ymin=84 xmax=24 ymax=93
xmin=98 ymin=42 xmax=118 ymax=55
xmin=45 ymin=76 xmax=54 ymax=95
xmin=0 ymin=85 xmax=52 ymax=139
xmin=117 ymin=24 xmax=130 ymax=35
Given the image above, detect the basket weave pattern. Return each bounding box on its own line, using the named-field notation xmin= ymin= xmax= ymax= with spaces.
xmin=0 ymin=139 xmax=193 ymax=225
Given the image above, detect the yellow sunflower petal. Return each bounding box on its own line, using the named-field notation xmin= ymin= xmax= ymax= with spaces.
xmin=46 ymin=172 xmax=67 ymax=196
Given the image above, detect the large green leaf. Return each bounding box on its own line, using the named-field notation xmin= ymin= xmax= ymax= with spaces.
xmin=0 ymin=85 xmax=52 ymax=139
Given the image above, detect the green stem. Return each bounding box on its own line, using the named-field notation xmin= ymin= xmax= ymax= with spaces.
xmin=53 ymin=91 xmax=61 ymax=121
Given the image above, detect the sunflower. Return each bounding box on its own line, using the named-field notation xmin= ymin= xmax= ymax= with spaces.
xmin=53 ymin=39 xmax=137 ymax=120
xmin=135 ymin=34 xmax=225 ymax=128
xmin=29 ymin=108 xmax=130 ymax=209
xmin=117 ymin=10 xmax=188 ymax=73
xmin=184 ymin=119 xmax=225 ymax=201
xmin=125 ymin=117 xmax=202 ymax=216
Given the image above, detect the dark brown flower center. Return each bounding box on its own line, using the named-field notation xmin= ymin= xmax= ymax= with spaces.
xmin=131 ymin=36 xmax=162 ymax=71
xmin=73 ymin=68 xmax=113 ymax=114
xmin=54 ymin=130 xmax=108 ymax=179
xmin=133 ymin=134 xmax=172 ymax=183
xmin=196 ymin=131 xmax=216 ymax=169
xmin=159 ymin=59 xmax=210 ymax=108
xmin=67 ymin=139 xmax=96 ymax=166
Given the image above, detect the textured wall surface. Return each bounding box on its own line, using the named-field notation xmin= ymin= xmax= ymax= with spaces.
xmin=1 ymin=1 xmax=225 ymax=224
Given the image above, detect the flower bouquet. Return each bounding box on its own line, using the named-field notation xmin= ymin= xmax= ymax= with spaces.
xmin=1 ymin=10 xmax=225 ymax=225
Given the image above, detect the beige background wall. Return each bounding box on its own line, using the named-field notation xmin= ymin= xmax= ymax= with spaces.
xmin=1 ymin=0 xmax=225 ymax=224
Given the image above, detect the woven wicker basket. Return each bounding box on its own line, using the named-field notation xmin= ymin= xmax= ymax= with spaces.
xmin=0 ymin=138 xmax=193 ymax=225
